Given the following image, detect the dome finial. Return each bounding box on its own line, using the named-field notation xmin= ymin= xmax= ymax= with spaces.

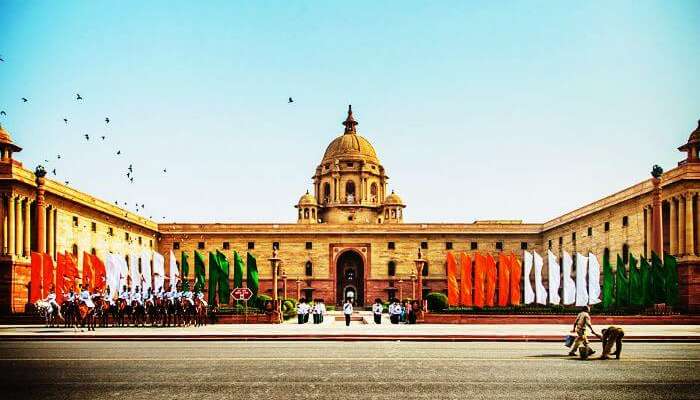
xmin=342 ymin=104 xmax=358 ymax=134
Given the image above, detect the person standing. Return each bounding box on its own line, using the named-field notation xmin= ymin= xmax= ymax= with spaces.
xmin=569 ymin=305 xmax=598 ymax=357
xmin=390 ymin=299 xmax=402 ymax=324
xmin=343 ymin=298 xmax=353 ymax=326
xmin=312 ymin=299 xmax=321 ymax=324
xmin=372 ymin=298 xmax=383 ymax=324
xmin=297 ymin=298 xmax=308 ymax=324
xmin=319 ymin=299 xmax=326 ymax=323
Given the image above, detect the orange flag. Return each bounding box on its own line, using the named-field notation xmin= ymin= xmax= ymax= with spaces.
xmin=92 ymin=254 xmax=107 ymax=291
xmin=82 ymin=252 xmax=94 ymax=289
xmin=485 ymin=253 xmax=497 ymax=307
xmin=56 ymin=252 xmax=66 ymax=303
xmin=459 ymin=252 xmax=472 ymax=306
xmin=30 ymin=252 xmax=43 ymax=303
xmin=473 ymin=252 xmax=486 ymax=308
xmin=65 ymin=253 xmax=78 ymax=290
xmin=497 ymin=252 xmax=511 ymax=307
xmin=446 ymin=252 xmax=459 ymax=306
xmin=509 ymin=252 xmax=522 ymax=305
xmin=42 ymin=253 xmax=54 ymax=298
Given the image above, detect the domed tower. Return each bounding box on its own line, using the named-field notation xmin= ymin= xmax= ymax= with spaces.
xmin=382 ymin=190 xmax=406 ymax=223
xmin=301 ymin=105 xmax=404 ymax=224
xmin=678 ymin=119 xmax=700 ymax=165
xmin=0 ymin=124 xmax=22 ymax=163
xmin=295 ymin=190 xmax=319 ymax=224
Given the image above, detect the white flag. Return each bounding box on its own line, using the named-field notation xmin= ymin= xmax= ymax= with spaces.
xmin=129 ymin=253 xmax=140 ymax=292
xmin=588 ymin=252 xmax=602 ymax=305
xmin=562 ymin=251 xmax=576 ymax=305
xmin=141 ymin=250 xmax=152 ymax=294
xmin=118 ymin=254 xmax=129 ymax=292
xmin=153 ymin=252 xmax=165 ymax=292
xmin=169 ymin=250 xmax=179 ymax=290
xmin=105 ymin=254 xmax=118 ymax=299
xmin=533 ymin=251 xmax=547 ymax=305
xmin=547 ymin=250 xmax=561 ymax=305
xmin=523 ymin=250 xmax=535 ymax=304
xmin=575 ymin=252 xmax=589 ymax=306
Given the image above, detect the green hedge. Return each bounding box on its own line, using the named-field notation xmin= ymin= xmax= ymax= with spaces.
xmin=435 ymin=303 xmax=651 ymax=315
xmin=426 ymin=292 xmax=449 ymax=312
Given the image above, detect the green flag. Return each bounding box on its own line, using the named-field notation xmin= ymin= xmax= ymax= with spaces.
xmin=208 ymin=252 xmax=220 ymax=305
xmin=246 ymin=252 xmax=259 ymax=297
xmin=651 ymin=252 xmax=666 ymax=303
xmin=664 ymin=254 xmax=679 ymax=307
xmin=217 ymin=250 xmax=230 ymax=304
xmin=640 ymin=256 xmax=652 ymax=306
xmin=194 ymin=250 xmax=206 ymax=293
xmin=602 ymin=251 xmax=615 ymax=308
xmin=629 ymin=254 xmax=643 ymax=306
xmin=615 ymin=255 xmax=629 ymax=306
xmin=233 ymin=251 xmax=244 ymax=289
xmin=181 ymin=251 xmax=190 ymax=291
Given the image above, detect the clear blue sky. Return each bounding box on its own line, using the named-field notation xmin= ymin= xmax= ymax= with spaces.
xmin=0 ymin=1 xmax=698 ymax=223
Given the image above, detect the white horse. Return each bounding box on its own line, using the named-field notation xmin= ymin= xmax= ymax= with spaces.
xmin=34 ymin=300 xmax=59 ymax=327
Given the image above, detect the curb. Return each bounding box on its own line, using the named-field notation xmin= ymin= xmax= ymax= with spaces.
xmin=1 ymin=335 xmax=698 ymax=342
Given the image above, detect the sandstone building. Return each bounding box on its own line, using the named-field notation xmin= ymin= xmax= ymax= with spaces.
xmin=0 ymin=109 xmax=698 ymax=313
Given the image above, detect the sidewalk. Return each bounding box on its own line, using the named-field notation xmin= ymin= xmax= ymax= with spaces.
xmin=1 ymin=313 xmax=698 ymax=342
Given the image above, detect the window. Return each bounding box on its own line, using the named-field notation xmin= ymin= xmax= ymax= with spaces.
xmin=422 ymin=263 xmax=429 ymax=276
xmin=496 ymin=241 xmax=503 ymax=250
xmin=548 ymin=240 xmax=552 ymax=249
xmin=520 ymin=242 xmax=528 ymax=250
xmin=470 ymin=242 xmax=478 ymax=250
xmin=223 ymin=242 xmax=230 ymax=250
xmin=125 ymin=232 xmax=130 ymax=241
xmin=72 ymin=244 xmax=78 ymax=256
xmin=622 ymin=216 xmax=629 ymax=227
xmin=305 ymin=261 xmax=313 ymax=276
xmin=558 ymin=236 xmax=563 ymax=245
xmin=421 ymin=242 xmax=428 ymax=250
xmin=388 ymin=261 xmax=396 ymax=276
xmin=587 ymin=227 xmax=592 ymax=236
xmin=108 ymin=227 xmax=114 ymax=236
xmin=305 ymin=242 xmax=313 ymax=250
xmin=91 ymin=247 xmax=96 ymax=256
xmin=445 ymin=242 xmax=453 ymax=250
xmin=388 ymin=242 xmax=395 ymax=250
xmin=346 ymin=162 xmax=353 ymax=167
xmin=622 ymin=243 xmax=629 ymax=264
xmin=91 ymin=222 xmax=97 ymax=232
xmin=173 ymin=242 xmax=180 ymax=250
xmin=247 ymin=242 xmax=255 ymax=250
xmin=72 ymin=216 xmax=79 ymax=227
xmin=149 ymin=239 xmax=153 ymax=248
xmin=604 ymin=222 xmax=610 ymax=232
xmin=138 ymin=236 xmax=142 ymax=245
xmin=603 ymin=247 xmax=610 ymax=262
xmin=197 ymin=242 xmax=205 ymax=250
xmin=572 ymin=232 xmax=576 ymax=242
xmin=273 ymin=242 xmax=279 ymax=250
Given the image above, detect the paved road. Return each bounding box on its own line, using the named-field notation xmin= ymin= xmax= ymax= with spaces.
xmin=0 ymin=341 xmax=698 ymax=399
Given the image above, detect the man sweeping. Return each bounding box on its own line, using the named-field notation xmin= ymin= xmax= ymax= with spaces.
xmin=568 ymin=305 xmax=599 ymax=357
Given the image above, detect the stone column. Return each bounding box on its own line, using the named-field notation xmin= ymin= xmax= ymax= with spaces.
xmin=670 ymin=198 xmax=678 ymax=255
xmin=0 ymin=195 xmax=5 ymax=255
xmin=679 ymin=195 xmax=686 ymax=254
xmin=47 ymin=206 xmax=54 ymax=259
xmin=36 ymin=176 xmax=46 ymax=253
xmin=23 ymin=198 xmax=30 ymax=257
xmin=414 ymin=248 xmax=426 ymax=303
xmin=651 ymin=174 xmax=663 ymax=257
xmin=645 ymin=206 xmax=653 ymax=259
xmin=7 ymin=195 xmax=14 ymax=256
xmin=268 ymin=248 xmax=281 ymax=323
xmin=14 ymin=196 xmax=22 ymax=257
xmin=685 ymin=192 xmax=695 ymax=256
xmin=696 ymin=193 xmax=700 ymax=255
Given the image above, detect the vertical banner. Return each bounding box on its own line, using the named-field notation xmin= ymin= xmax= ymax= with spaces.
xmin=459 ymin=252 xmax=472 ymax=307
xmin=523 ymin=251 xmax=535 ymax=305
xmin=497 ymin=252 xmax=510 ymax=306
xmin=485 ymin=253 xmax=497 ymax=307
xmin=473 ymin=253 xmax=486 ymax=308
xmin=508 ymin=252 xmax=521 ymax=306
xmin=446 ymin=252 xmax=459 ymax=306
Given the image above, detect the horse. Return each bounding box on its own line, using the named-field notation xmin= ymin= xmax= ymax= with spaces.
xmin=61 ymin=300 xmax=76 ymax=328
xmin=93 ymin=296 xmax=111 ymax=328
xmin=34 ymin=300 xmax=60 ymax=327
xmin=179 ymin=297 xmax=195 ymax=327
xmin=131 ymin=300 xmax=145 ymax=327
xmin=116 ymin=298 xmax=129 ymax=327
xmin=70 ymin=298 xmax=95 ymax=332
xmin=144 ymin=298 xmax=157 ymax=326
xmin=194 ymin=298 xmax=208 ymax=327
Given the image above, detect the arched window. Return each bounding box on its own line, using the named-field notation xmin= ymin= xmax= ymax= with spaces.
xmin=385 ymin=209 xmax=390 ymax=219
xmin=304 ymin=208 xmax=309 ymax=219
xmin=622 ymin=243 xmax=629 ymax=264
xmin=138 ymin=257 xmax=142 ymax=273
xmin=71 ymin=244 xmax=78 ymax=256
xmin=391 ymin=209 xmax=396 ymax=218
xmin=370 ymin=183 xmax=378 ymax=202
xmin=305 ymin=261 xmax=313 ymax=276
xmin=345 ymin=181 xmax=356 ymax=203
xmin=422 ymin=262 xmax=429 ymax=276
xmin=388 ymin=261 xmax=396 ymax=276
xmin=311 ymin=209 xmax=316 ymax=219
xmin=323 ymin=183 xmax=331 ymax=203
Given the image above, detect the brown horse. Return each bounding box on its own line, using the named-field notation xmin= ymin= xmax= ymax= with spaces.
xmin=71 ymin=298 xmax=95 ymax=332
xmin=116 ymin=298 xmax=129 ymax=327
xmin=193 ymin=297 xmax=208 ymax=327
xmin=179 ymin=298 xmax=195 ymax=327
xmin=94 ymin=296 xmax=111 ymax=327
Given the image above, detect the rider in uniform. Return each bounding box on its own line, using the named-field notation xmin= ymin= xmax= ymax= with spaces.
xmin=196 ymin=290 xmax=208 ymax=307
xmin=42 ymin=286 xmax=63 ymax=319
xmin=182 ymin=286 xmax=194 ymax=306
xmin=131 ymin=286 xmax=144 ymax=307
xmin=80 ymin=284 xmax=95 ymax=310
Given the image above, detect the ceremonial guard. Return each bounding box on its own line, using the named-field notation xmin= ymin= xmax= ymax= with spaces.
xmin=196 ymin=291 xmax=207 ymax=307
xmin=43 ymin=287 xmax=63 ymax=319
xmin=80 ymin=284 xmax=95 ymax=309
xmin=312 ymin=299 xmax=322 ymax=324
xmin=372 ymin=298 xmax=383 ymax=324
xmin=131 ymin=286 xmax=144 ymax=306
xmin=297 ymin=298 xmax=309 ymax=324
xmin=389 ymin=300 xmax=402 ymax=324
xmin=342 ymin=298 xmax=353 ymax=326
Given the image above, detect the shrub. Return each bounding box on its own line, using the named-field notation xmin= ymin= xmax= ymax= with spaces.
xmin=253 ymin=294 xmax=272 ymax=309
xmin=426 ymin=292 xmax=449 ymax=311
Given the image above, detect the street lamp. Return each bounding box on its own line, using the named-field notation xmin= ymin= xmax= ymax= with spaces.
xmin=410 ymin=272 xmax=417 ymax=300
xmin=281 ymin=269 xmax=288 ymax=300
xmin=398 ymin=278 xmax=404 ymax=300
xmin=268 ymin=246 xmax=282 ymax=322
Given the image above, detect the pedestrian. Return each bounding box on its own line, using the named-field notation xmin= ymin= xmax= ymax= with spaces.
xmin=312 ymin=299 xmax=321 ymax=324
xmin=343 ymin=298 xmax=353 ymax=326
xmin=600 ymin=326 xmax=625 ymax=360
xmin=389 ymin=299 xmax=402 ymax=324
xmin=568 ymin=305 xmax=599 ymax=357
xmin=372 ymin=298 xmax=383 ymax=324
xmin=407 ymin=301 xmax=417 ymax=324
xmin=319 ymin=299 xmax=326 ymax=323
xmin=297 ymin=298 xmax=308 ymax=324
xmin=401 ymin=300 xmax=407 ymax=323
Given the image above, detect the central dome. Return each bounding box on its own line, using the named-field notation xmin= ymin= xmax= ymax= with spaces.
xmin=321 ymin=105 xmax=379 ymax=164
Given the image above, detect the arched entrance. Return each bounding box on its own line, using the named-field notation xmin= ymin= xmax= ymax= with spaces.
xmin=336 ymin=250 xmax=364 ymax=306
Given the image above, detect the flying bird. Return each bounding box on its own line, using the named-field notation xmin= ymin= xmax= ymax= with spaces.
xmin=129 ymin=177 xmax=134 ymax=183
xmin=105 ymin=117 xmax=110 ymax=124
xmin=44 ymin=159 xmax=48 ymax=163
xmin=51 ymin=169 xmax=56 ymax=175
xmin=288 ymin=97 xmax=294 ymax=103
xmin=21 ymin=97 xmax=28 ymax=102
xmin=63 ymin=118 xmax=68 ymax=124
xmin=116 ymin=150 xmax=121 ymax=155
xmin=76 ymin=93 xmax=83 ymax=100
xmin=114 ymin=201 xmax=118 ymax=205
xmin=163 ymin=168 xmax=167 ymax=173
xmin=128 ymin=164 xmax=133 ymax=172
xmin=100 ymin=136 xmax=106 ymax=140
xmin=84 ymin=134 xmax=89 ymax=140
xmin=0 ymin=111 xmax=6 ymax=116
xmin=126 ymin=172 xmax=130 ymax=178
xmin=0 ymin=55 xmax=4 ymax=62
xmin=57 ymin=154 xmax=61 ymax=159
xmin=64 ymin=181 xmax=69 ymax=185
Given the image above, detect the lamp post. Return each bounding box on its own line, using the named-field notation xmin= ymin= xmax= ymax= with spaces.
xmin=414 ymin=247 xmax=426 ymax=303
xmin=398 ymin=278 xmax=404 ymax=300
xmin=410 ymin=272 xmax=417 ymax=300
xmin=268 ymin=246 xmax=281 ymax=323
xmin=281 ymin=269 xmax=288 ymax=300
xmin=296 ymin=277 xmax=301 ymax=301
xmin=651 ymin=165 xmax=664 ymax=257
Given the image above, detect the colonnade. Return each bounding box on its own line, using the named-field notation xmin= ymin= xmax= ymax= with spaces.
xmin=0 ymin=193 xmax=57 ymax=259
xmin=648 ymin=191 xmax=700 ymax=258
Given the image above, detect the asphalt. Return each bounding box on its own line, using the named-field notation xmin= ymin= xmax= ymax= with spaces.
xmin=0 ymin=340 xmax=698 ymax=399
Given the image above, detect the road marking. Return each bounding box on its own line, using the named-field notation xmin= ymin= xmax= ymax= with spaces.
xmin=0 ymin=357 xmax=698 ymax=362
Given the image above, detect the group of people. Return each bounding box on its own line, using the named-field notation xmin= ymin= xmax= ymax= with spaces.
xmin=569 ymin=305 xmax=625 ymax=360
xmin=296 ymin=298 xmax=327 ymax=324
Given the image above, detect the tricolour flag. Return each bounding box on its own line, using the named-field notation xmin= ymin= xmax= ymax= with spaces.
xmin=574 ymin=252 xmax=588 ymax=307
xmin=523 ymin=251 xmax=535 ymax=305
xmin=459 ymin=252 xmax=472 ymax=306
xmin=509 ymin=252 xmax=521 ymax=306
xmin=587 ymin=252 xmax=601 ymax=305
xmin=194 ymin=251 xmax=206 ymax=293
xmin=233 ymin=251 xmax=244 ymax=290
xmin=664 ymin=253 xmax=679 ymax=307
xmin=497 ymin=252 xmax=510 ymax=307
xmin=615 ymin=255 xmax=629 ymax=306
xmin=546 ymin=250 xmax=559 ymax=305
xmin=247 ymin=252 xmax=259 ymax=297
xmin=561 ymin=251 xmax=576 ymax=305
xmin=446 ymin=252 xmax=459 ymax=306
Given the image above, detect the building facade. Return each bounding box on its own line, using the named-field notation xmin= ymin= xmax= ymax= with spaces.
xmin=1 ymin=111 xmax=699 ymax=313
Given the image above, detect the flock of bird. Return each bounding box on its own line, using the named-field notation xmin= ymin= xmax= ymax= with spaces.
xmin=0 ymin=54 xmax=296 ymax=222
